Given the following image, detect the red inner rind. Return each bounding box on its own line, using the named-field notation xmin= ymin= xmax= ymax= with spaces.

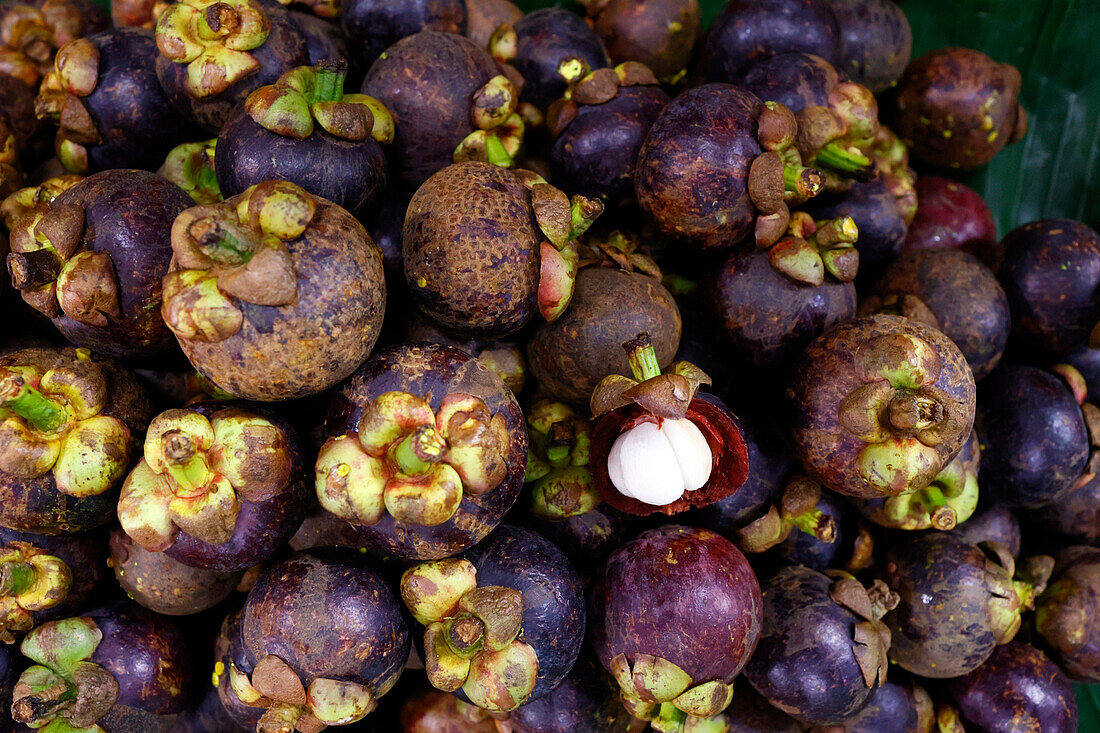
xmin=590 ymin=394 xmax=750 ymax=516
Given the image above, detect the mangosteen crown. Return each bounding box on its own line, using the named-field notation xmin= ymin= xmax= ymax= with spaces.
xmin=546 ymin=60 xmax=660 ymax=139
xmin=246 ymin=61 xmax=395 ymax=143
xmin=576 ymin=230 xmax=663 ymax=279
xmin=608 ymin=654 xmax=736 ymax=725
xmin=34 ymin=37 xmax=101 ymax=173
xmin=0 ymin=0 xmax=89 ymax=87
xmin=452 ymin=74 xmax=525 ymax=169
xmin=0 ymin=349 xmax=131 ymax=498
xmin=117 ymin=406 xmax=292 ymax=552
xmin=589 ymin=334 xmax=711 ymax=420
xmin=735 ymin=475 xmax=838 ymax=554
xmin=763 ymin=211 xmax=860 ymax=286
xmin=159 ymin=138 xmax=221 ymax=205
xmin=826 ymin=574 xmax=899 ymax=688
xmin=315 ymin=391 xmax=511 ymax=528
xmin=400 ymin=558 xmax=538 ymax=713
xmin=0 ymin=541 xmax=72 ymax=643
xmin=155 ymin=0 xmax=271 ymax=98
xmin=523 ymin=400 xmax=599 ymax=521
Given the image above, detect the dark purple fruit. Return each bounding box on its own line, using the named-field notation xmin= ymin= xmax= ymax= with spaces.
xmin=466 ymin=0 xmax=522 ymax=49
xmin=809 ymin=678 xmax=931 ymax=733
xmin=902 ymin=176 xmax=1000 ymax=270
xmin=1034 ymin=546 xmax=1100 ymax=681
xmin=952 ymin=504 xmax=1021 ymax=557
xmin=288 ymin=10 xmax=348 ymax=68
xmin=740 ymin=51 xmax=839 ymax=113
xmin=801 ymin=176 xmax=908 ymax=280
xmin=824 ymin=0 xmax=912 ymax=93
xmin=508 ymin=652 xmax=632 ymax=733
xmin=1033 ymin=472 xmax=1100 ymax=544
xmin=341 ymin=0 xmax=465 ymax=69
xmin=579 ymin=0 xmax=701 ymax=83
xmin=774 ymin=485 xmax=862 ymax=570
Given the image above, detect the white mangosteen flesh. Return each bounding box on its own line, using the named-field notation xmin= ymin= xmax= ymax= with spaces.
xmin=606 ymin=418 xmax=713 ymax=506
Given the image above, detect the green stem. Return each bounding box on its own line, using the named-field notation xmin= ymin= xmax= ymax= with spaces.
xmin=0 ymin=562 xmax=36 ymax=596
xmin=919 ymin=484 xmax=949 ymax=510
xmin=783 ymin=163 xmax=824 ymax=199
xmin=1014 ymin=580 xmax=1036 ymax=610
xmin=12 ymin=682 xmax=76 ymax=725
xmin=161 ymin=433 xmax=213 ymax=492
xmin=791 ymin=508 xmax=836 ymax=542
xmin=814 ymin=142 xmax=872 ymax=176
xmin=310 ymin=60 xmax=346 ymax=104
xmin=393 ymin=427 xmax=443 ymax=475
xmin=624 ymin=336 xmax=661 ymax=382
xmin=484 ymin=133 xmax=513 ymax=168
xmin=569 ymin=195 xmax=602 ymax=240
xmin=0 ymin=370 xmax=68 ymax=434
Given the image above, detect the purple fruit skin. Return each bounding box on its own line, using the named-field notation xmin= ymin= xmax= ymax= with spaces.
xmin=511 ymin=8 xmax=610 ymax=110
xmin=903 ymin=176 xmax=999 ymax=270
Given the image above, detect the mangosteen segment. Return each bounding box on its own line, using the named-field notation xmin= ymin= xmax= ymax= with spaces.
xmin=524 ymin=400 xmax=598 ymax=521
xmin=0 ymin=541 xmax=72 ymax=643
xmin=160 ymin=139 xmax=222 ymax=204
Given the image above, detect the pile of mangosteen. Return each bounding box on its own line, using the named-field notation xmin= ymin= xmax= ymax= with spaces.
xmin=0 ymin=0 xmax=1095 ymax=730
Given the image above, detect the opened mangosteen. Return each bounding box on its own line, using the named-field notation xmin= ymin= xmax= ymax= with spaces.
xmin=216 ymin=60 xmax=393 ymax=219
xmin=162 ymin=180 xmax=386 ymax=400
xmin=221 ymin=549 xmax=410 ymax=731
xmin=591 ymin=525 xmax=761 ymax=730
xmin=745 ymin=566 xmax=897 ymax=726
xmin=315 ymin=342 xmax=526 ymax=560
xmin=116 ymin=402 xmax=307 ymax=572
xmin=342 ymin=0 xmax=465 ymax=70
xmin=6 ymin=169 xmax=193 ymax=359
xmin=902 ymin=176 xmax=1000 ymax=270
xmin=578 ymin=0 xmax=700 ymax=84
xmin=943 ymin=642 xmax=1077 ymax=733
xmin=0 ymin=347 xmax=152 ymax=535
xmin=824 ymin=0 xmax=912 ymax=93
xmin=154 ymin=0 xmax=309 ymax=132
xmin=11 ymin=600 xmax=191 ymax=733
xmin=0 ymin=0 xmax=108 ymax=89
xmin=508 ymin=651 xmax=632 ymax=733
xmin=401 ymin=524 xmax=584 ymax=713
xmin=527 ymin=266 xmax=681 ymax=405
xmin=892 ymin=47 xmax=1027 ymax=171
xmin=1033 ymin=546 xmax=1100 ymax=681
xmin=547 ymin=61 xmax=669 ymax=207
xmin=363 ymin=31 xmax=525 ymax=190
xmin=159 ymin=138 xmax=222 ymax=205
xmin=789 ymin=314 xmax=976 ymax=499
xmin=882 ymin=532 xmax=1052 ymax=678
xmin=35 ymin=28 xmax=202 ymax=174
xmin=403 ymin=161 xmax=602 ymax=339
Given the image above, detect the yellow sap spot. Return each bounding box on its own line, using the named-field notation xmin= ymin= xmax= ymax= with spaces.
xmin=337 ymin=463 xmax=351 ymax=477
xmin=987 ymin=130 xmax=999 ymax=143
xmin=417 ymin=276 xmax=428 ymax=288
xmin=942 ymin=130 xmax=952 ymax=139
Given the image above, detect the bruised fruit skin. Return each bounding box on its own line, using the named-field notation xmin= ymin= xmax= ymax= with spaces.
xmin=1034 ymin=546 xmax=1100 ymax=681
xmin=7 ymin=169 xmax=193 ymax=359
xmin=863 ymin=248 xmax=1010 ymax=380
xmin=0 ymin=0 xmax=109 ymax=89
xmin=902 ymin=176 xmax=1000 ymax=270
xmin=12 ymin=601 xmax=191 ymax=733
xmin=0 ymin=347 xmax=153 ymax=535
xmin=317 ymin=343 xmax=526 ymax=560
xmin=744 ymin=566 xmax=897 ymax=725
xmin=824 ymin=0 xmax=912 ymax=94
xmin=234 ymin=550 xmax=410 ymax=731
xmin=590 ymin=526 xmax=761 ymax=728
xmin=788 ymin=315 xmax=977 ymax=499
xmin=509 ymin=651 xmax=633 ymax=733
xmin=162 ymin=180 xmax=387 ymax=401
xmin=341 ymin=0 xmax=465 ymax=69
xmin=892 ymin=47 xmax=1027 ymax=171
xmin=580 ymin=0 xmax=701 ymax=84
xmin=944 ymin=642 xmax=1078 ymax=733
xmin=117 ymin=402 xmax=307 ymax=572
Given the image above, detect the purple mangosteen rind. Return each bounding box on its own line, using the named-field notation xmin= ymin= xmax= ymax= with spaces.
xmin=341 ymin=0 xmax=466 ymax=70
xmin=826 ymin=0 xmax=913 ymax=94
xmin=1034 ymin=546 xmax=1100 ymax=682
xmin=508 ymin=651 xmax=634 ymax=733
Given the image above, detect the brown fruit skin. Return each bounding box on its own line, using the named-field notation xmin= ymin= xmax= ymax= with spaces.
xmin=893 ymin=47 xmax=1026 ymax=171
xmin=1035 ymin=546 xmax=1100 ymax=682
xmin=400 ymin=684 xmax=498 ymax=732
xmin=635 ymin=83 xmax=762 ymax=249
xmin=590 ymin=0 xmax=702 ymax=82
xmin=0 ymin=348 xmax=153 ymax=535
xmin=403 ymin=162 xmax=540 ymax=339
xmin=787 ymin=315 xmax=977 ymax=499
xmin=465 ymin=0 xmax=522 ymax=49
xmin=172 ymin=195 xmax=386 ymax=402
xmin=527 ymin=268 xmax=681 ymax=405
xmin=322 ymin=343 xmax=527 ymax=560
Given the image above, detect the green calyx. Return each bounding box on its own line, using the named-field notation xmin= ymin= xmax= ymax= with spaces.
xmin=609 ymin=653 xmax=735 ymax=729
xmin=0 ymin=368 xmax=68 ymax=433
xmin=868 ymin=451 xmax=979 ymax=531
xmin=767 ymin=211 xmax=859 ymax=285
xmin=391 ymin=426 xmax=446 ymax=476
xmin=525 ymin=401 xmax=597 ymax=520
xmin=813 ymin=142 xmax=873 ymax=176
xmin=0 ymin=542 xmax=74 ymax=644
xmin=160 ymin=139 xmax=221 ymax=205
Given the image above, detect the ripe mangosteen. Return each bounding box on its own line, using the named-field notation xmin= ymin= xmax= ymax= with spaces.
xmin=161 ymin=180 xmax=386 ymax=400
xmin=788 ymin=314 xmax=977 ymax=499
xmin=1034 ymin=471 xmax=1100 ymax=544
xmin=740 ymin=52 xmax=839 ymax=112
xmin=953 ymin=504 xmax=1021 ymax=557
xmin=902 ymin=176 xmax=1000 ymax=270
xmin=466 ymin=0 xmax=521 ymax=49
xmin=809 ymin=677 xmax=932 ymax=733
xmin=999 ymin=219 xmax=1100 ymax=356
xmin=1034 ymin=546 xmax=1100 ymax=681
xmin=34 ymin=28 xmax=202 ymax=174
xmin=943 ymin=642 xmax=1077 ymax=733
xmin=6 ymin=169 xmax=193 ymax=359
xmin=771 ymin=481 xmax=868 ymax=571
xmin=976 ymin=364 xmax=1089 ymax=507
xmin=401 ymin=524 xmax=584 ymax=712
xmin=0 ymin=347 xmax=152 ymax=535
xmin=286 ymin=10 xmax=348 ymax=67
xmin=744 ymin=566 xmax=896 ymax=726
xmin=892 ymin=47 xmax=1027 ymax=171
xmin=342 ymin=0 xmax=465 ymax=69
xmin=363 ymin=31 xmax=525 ymax=190
xmin=403 ymin=162 xmax=601 ymax=338
xmin=591 ymin=525 xmax=761 ymax=729
xmin=824 ymin=0 xmax=912 ymax=93
xmin=862 ymin=248 xmax=1010 ymax=379
xmin=155 ymin=0 xmax=309 ymax=132
xmin=315 ymin=342 xmax=526 ymax=560
xmin=11 ymin=600 xmax=191 ymax=733
xmin=159 ymin=138 xmax=222 ymax=205
xmin=527 ymin=266 xmax=681 ymax=405
xmin=882 ymin=533 xmax=1051 ymax=678
xmin=0 ymin=0 xmax=109 ymax=89
xmin=221 ymin=549 xmax=410 ymax=731
xmin=578 ymin=0 xmax=701 ymax=84
xmin=508 ymin=651 xmax=632 ymax=733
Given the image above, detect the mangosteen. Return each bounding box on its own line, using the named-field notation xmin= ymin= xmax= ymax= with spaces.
xmin=862 ymin=248 xmax=1010 ymax=379
xmin=219 ymin=549 xmax=410 ymax=730
xmin=0 ymin=0 xmax=109 ymax=89
xmin=489 ymin=8 xmax=610 ymax=111
xmin=34 ymin=28 xmax=202 ymax=174
xmin=0 ymin=347 xmax=152 ymax=535
xmin=159 ymin=138 xmax=222 ymax=205
xmin=943 ymin=642 xmax=1077 ymax=733
xmin=824 ymin=0 xmax=912 ymax=93
xmin=362 ymin=31 xmax=525 ymax=190
xmin=161 ymin=179 xmax=386 ymax=400
xmin=1033 ymin=546 xmax=1100 ymax=681
xmin=740 ymin=52 xmax=840 ymax=113
xmin=882 ymin=533 xmax=1051 ymax=678
xmin=315 ymin=342 xmax=526 ymax=560
xmin=902 ymin=176 xmax=1000 ymax=270
xmin=109 ymin=0 xmax=163 ymax=28
xmin=723 ymin=685 xmax=802 ymax=732
xmin=154 ymin=0 xmax=310 ymax=132
xmin=6 ymin=169 xmax=194 ymax=359
xmin=216 ymin=60 xmax=393 ymax=218
xmin=1065 ymin=343 xmax=1100 ymax=404
xmin=591 ymin=525 xmax=761 ymax=729
xmin=11 ymin=600 xmax=192 ymax=733
xmin=788 ymin=314 xmax=977 ymax=499
xmin=701 ymin=0 xmax=840 ymax=83
xmin=809 ymin=678 xmax=932 ymax=733
xmin=578 ymin=0 xmax=701 ymax=84
xmin=116 ymin=402 xmax=307 ymax=572
xmin=1033 ymin=471 xmax=1100 ymax=544
xmin=892 ymin=47 xmax=1027 ymax=171
xmin=772 ymin=481 xmax=868 ymax=571
xmin=342 ymin=0 xmax=465 ymax=70
xmin=952 ymin=504 xmax=1021 ymax=557
xmin=976 ymin=364 xmax=1089 ymax=507
xmin=527 ymin=266 xmax=681 ymax=404
xmin=547 ymin=61 xmax=669 ymax=207
xmin=707 ymin=214 xmax=859 ymax=372
xmin=403 ymin=161 xmax=601 ymax=339
xmin=508 ymin=652 xmax=632 ymax=733
xmin=999 ymin=219 xmax=1100 ymax=356
xmin=466 ymin=0 xmax=521 ymax=49
xmin=400 ymin=683 xmax=498 ymax=732
xmin=287 ymin=10 xmax=347 ymax=66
